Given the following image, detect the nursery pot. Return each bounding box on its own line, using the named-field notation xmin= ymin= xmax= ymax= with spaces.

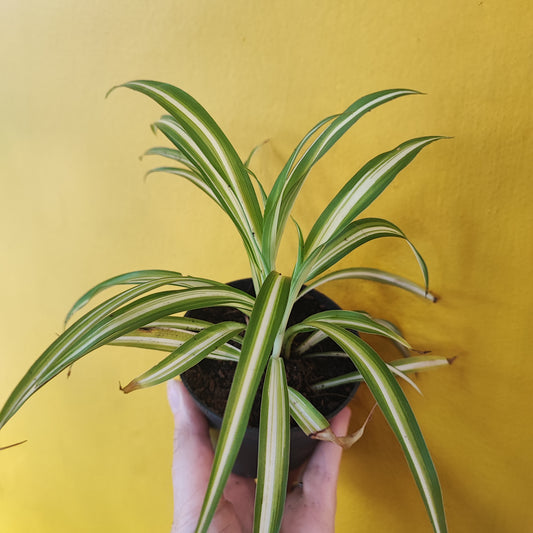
xmin=181 ymin=278 xmax=359 ymax=478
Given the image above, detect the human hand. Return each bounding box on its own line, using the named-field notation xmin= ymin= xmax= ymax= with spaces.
xmin=167 ymin=379 xmax=351 ymax=533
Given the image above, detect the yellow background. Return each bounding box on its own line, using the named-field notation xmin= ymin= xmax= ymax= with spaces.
xmin=1 ymin=1 xmax=531 ymax=532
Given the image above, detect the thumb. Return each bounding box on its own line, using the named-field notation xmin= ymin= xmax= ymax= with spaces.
xmin=167 ymin=379 xmax=216 ymax=531
xmin=168 ymin=378 xmax=212 ymax=441
xmin=302 ymin=406 xmax=352 ymax=492
xmin=167 ymin=379 xmax=214 ymax=481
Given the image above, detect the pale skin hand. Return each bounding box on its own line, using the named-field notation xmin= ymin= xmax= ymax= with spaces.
xmin=168 ymin=379 xmax=351 ymax=533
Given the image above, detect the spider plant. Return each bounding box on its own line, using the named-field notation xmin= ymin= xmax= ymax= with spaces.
xmin=0 ymin=80 xmax=450 ymax=533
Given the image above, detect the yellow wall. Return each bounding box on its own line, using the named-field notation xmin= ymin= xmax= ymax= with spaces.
xmin=0 ymin=1 xmax=531 ymax=531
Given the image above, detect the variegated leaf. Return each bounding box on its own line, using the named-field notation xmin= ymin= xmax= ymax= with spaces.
xmin=145 ymin=167 xmax=222 ymax=205
xmin=153 ymin=113 xmax=267 ymax=282
xmin=65 ymin=269 xmax=219 ymax=325
xmin=254 ymin=357 xmax=290 ymax=533
xmin=287 ymin=387 xmax=375 ymax=449
xmin=244 ymin=139 xmax=269 ymax=167
xmin=143 ymin=145 xmax=196 ymax=170
xmin=195 ymin=272 xmax=290 ymax=533
xmin=304 ymin=136 xmax=444 ymax=257
xmin=110 ymin=81 xmax=263 ymax=245
xmin=299 ymin=267 xmax=437 ymax=302
xmin=288 ymin=386 xmax=329 ymax=436
xmin=0 ymin=284 xmax=254 ymax=431
xmin=121 ymin=321 xmax=245 ymax=392
xmin=301 ymin=218 xmax=429 ymax=289
xmin=283 ymin=309 xmax=410 ymax=357
xmin=263 ymin=90 xmax=419 ymax=269
xmin=304 ymin=321 xmax=447 ymax=533
xmin=262 ymin=114 xmax=338 ymax=268
xmin=110 ymin=325 xmax=241 ymax=362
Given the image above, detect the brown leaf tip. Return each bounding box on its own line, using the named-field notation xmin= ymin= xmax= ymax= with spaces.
xmin=310 ymin=427 xmax=343 ymax=447
xmin=119 ymin=381 xmax=140 ymax=394
xmin=0 ymin=440 xmax=28 ymax=451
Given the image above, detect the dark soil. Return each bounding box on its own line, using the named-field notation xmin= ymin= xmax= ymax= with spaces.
xmin=181 ymin=279 xmax=358 ymax=427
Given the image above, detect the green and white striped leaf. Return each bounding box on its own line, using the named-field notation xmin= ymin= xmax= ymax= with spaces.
xmin=262 ymin=90 xmax=419 ymax=269
xmin=1 ymin=275 xmax=183 ymax=429
xmin=65 ymin=269 xmax=219 ymax=325
xmin=288 ymin=386 xmax=329 ymax=436
xmin=300 ymin=218 xmax=429 ymax=288
xmin=302 ymin=351 xmax=348 ymax=359
xmin=241 ymin=141 xmax=268 ymax=207
xmin=283 ymin=309 xmax=410 ymax=356
xmin=152 ymin=116 xmax=242 ymax=212
xmin=390 ymin=355 xmax=455 ymax=373
xmin=141 ymin=316 xmax=245 ymax=351
xmin=304 ymin=321 xmax=447 ymax=533
xmin=153 ymin=114 xmax=267 ymax=281
xmin=145 ymin=167 xmax=222 ymax=206
xmin=299 ymin=267 xmax=437 ymax=302
xmin=293 ymin=218 xmax=306 ymax=271
xmin=243 ymin=142 xmax=269 ymax=206
xmin=254 ymin=357 xmax=290 ymax=533
xmin=51 ymin=289 xmax=252 ymax=385
xmin=112 ymin=325 xmax=196 ymax=351
xmin=288 ymin=387 xmax=373 ymax=448
xmin=110 ymin=324 xmax=241 ymax=362
xmin=74 ymin=286 xmax=252 ymax=354
xmin=312 ymin=356 xmax=453 ymax=390
xmin=121 ymin=321 xmax=245 ymax=392
xmin=291 ymin=329 xmax=328 ymax=356
xmin=144 ymin=316 xmax=215 ymax=332
xmin=304 ymin=136 xmax=444 ymax=257
xmin=373 ymin=317 xmax=411 ymax=358
xmin=0 ymin=284 xmax=254 ymax=431
xmin=305 ymin=310 xmax=410 ymax=346
xmin=110 ymin=80 xmax=263 ymax=246
xmin=143 ymin=145 xmax=197 ymax=170
xmin=195 ymin=272 xmax=290 ymax=533
xmin=262 ymin=114 xmax=338 ymax=267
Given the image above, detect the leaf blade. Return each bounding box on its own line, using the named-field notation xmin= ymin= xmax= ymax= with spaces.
xmin=195 ymin=272 xmax=290 ymax=533
xmin=112 ymin=80 xmax=263 ymax=243
xmin=254 ymin=357 xmax=290 ymax=533
xmin=263 ymin=90 xmax=420 ymax=268
xmin=304 ymin=136 xmax=444 ymax=256
xmin=110 ymin=324 xmax=241 ymax=362
xmin=65 ymin=269 xmax=219 ymax=325
xmin=284 ymin=309 xmax=410 ymax=356
xmin=122 ymin=321 xmax=245 ymax=391
xmin=145 ymin=166 xmax=223 ymax=205
xmin=304 ymin=321 xmax=447 ymax=533
xmin=301 ymin=218 xmax=429 ymax=289
xmin=299 ymin=267 xmax=437 ymax=302
xmin=0 ymin=285 xmax=254 ymax=430
xmin=153 ymin=114 xmax=267 ymax=281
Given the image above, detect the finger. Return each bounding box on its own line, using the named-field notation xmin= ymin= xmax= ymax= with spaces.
xmin=281 ymin=407 xmax=352 ymax=532
xmin=301 ymin=406 xmax=351 ymax=499
xmin=168 ymin=379 xmax=215 ymax=529
xmin=169 ymin=380 xmax=250 ymax=533
xmin=223 ymin=473 xmax=256 ymax=531
xmin=168 ymin=378 xmax=211 ymax=442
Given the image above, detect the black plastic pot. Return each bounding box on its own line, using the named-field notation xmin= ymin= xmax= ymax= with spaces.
xmin=181 ymin=279 xmax=359 ymax=478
